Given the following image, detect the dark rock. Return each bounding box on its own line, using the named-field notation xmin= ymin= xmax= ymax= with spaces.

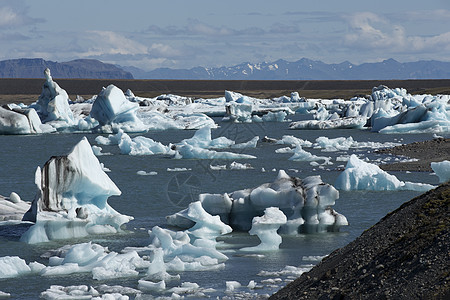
xmin=270 ymin=183 xmax=450 ymax=300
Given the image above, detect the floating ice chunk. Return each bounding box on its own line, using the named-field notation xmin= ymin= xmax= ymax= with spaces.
xmin=175 ymin=144 xmax=256 ymax=160
xmin=186 ymin=201 xmax=232 ymax=240
xmin=0 ymin=106 xmax=48 ymax=134
xmin=335 ymin=154 xmax=435 ymax=191
xmin=290 ymin=116 xmax=367 ymax=130
xmin=225 ymin=94 xmax=253 ymax=123
xmin=40 ymin=284 xmax=138 ymax=299
xmin=41 ymin=242 xmax=148 ymax=280
xmin=0 ymin=192 xmax=30 ymax=221
xmin=179 ymin=126 xmax=235 ymax=149
xmin=32 ymin=68 xmax=75 ymax=127
xmin=431 ymin=160 xmax=450 ymax=183
xmin=258 ymin=265 xmax=313 ymax=277
xmin=90 ymin=84 xmax=147 ymax=133
xmin=226 ymin=281 xmax=242 ymax=292
xmin=210 ymin=164 xmax=227 ymax=170
xmin=229 ymin=161 xmax=253 ymax=170
xmin=231 ymin=136 xmax=259 ymax=149
xmin=138 ymin=110 xmax=217 ymax=130
xmin=91 ymin=145 xmax=111 ymax=156
xmin=276 ymin=135 xmax=313 ymax=148
xmin=167 ymin=167 xmax=191 ymax=172
xmin=138 ymin=279 xmax=166 ymax=293
xmin=0 ymin=291 xmax=10 ymax=298
xmin=21 ymin=137 xmax=133 ymax=243
xmin=137 ymin=170 xmax=158 ymax=176
xmin=288 ymin=145 xmax=332 ymax=165
xmin=241 ymin=207 xmax=287 ymax=252
xmin=0 ymin=256 xmax=32 ymax=278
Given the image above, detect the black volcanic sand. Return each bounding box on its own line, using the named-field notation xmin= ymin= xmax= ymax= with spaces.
xmin=378 ymin=138 xmax=450 ymax=172
xmin=1 ymin=78 xmax=450 ymax=105
xmin=270 ymin=182 xmax=450 ymax=300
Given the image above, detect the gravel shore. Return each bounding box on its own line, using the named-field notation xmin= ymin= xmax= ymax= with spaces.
xmin=378 ymin=138 xmax=450 ymax=172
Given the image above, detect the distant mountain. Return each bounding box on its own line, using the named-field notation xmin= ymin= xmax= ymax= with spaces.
xmin=0 ymin=58 xmax=134 ymax=79
xmin=125 ymin=58 xmax=450 ymax=80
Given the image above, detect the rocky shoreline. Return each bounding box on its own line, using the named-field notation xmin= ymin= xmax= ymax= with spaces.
xmin=270 ymin=182 xmax=449 ymax=299
xmin=378 ymin=138 xmax=450 ymax=172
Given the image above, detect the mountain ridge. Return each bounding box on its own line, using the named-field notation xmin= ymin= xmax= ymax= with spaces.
xmin=125 ymin=58 xmax=450 ymax=80
xmin=0 ymin=58 xmax=134 ymax=79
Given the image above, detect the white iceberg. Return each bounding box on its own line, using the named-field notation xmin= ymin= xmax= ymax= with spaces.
xmin=335 ymin=154 xmax=435 ymax=191
xmin=240 ymin=207 xmax=287 ymax=252
xmin=431 ymin=160 xmax=450 ymax=183
xmin=32 ymin=68 xmax=75 ymax=129
xmin=89 ymin=84 xmax=147 ymax=133
xmin=167 ymin=170 xmax=347 ymax=234
xmin=21 ymin=137 xmax=133 ymax=243
xmin=0 ymin=105 xmax=52 ymax=135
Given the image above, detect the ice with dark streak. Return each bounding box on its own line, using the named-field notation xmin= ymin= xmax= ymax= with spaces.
xmin=21 ymin=137 xmax=133 ymax=243
xmin=167 ymin=170 xmax=348 ymax=234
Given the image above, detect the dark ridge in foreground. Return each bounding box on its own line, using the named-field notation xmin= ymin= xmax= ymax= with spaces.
xmin=270 ymin=183 xmax=450 ymax=300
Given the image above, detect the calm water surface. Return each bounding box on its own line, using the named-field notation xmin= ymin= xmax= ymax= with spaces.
xmin=0 ymin=117 xmax=444 ymax=299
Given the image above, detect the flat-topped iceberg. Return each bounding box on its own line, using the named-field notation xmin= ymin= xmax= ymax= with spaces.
xmin=167 ymin=170 xmax=347 ymax=234
xmin=21 ymin=137 xmax=133 ymax=243
xmin=335 ymin=154 xmax=435 ymax=191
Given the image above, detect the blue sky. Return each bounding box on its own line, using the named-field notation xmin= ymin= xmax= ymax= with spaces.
xmin=1 ymin=0 xmax=450 ymax=70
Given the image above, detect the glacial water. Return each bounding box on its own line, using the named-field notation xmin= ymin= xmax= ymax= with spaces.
xmin=0 ymin=116 xmax=444 ymax=299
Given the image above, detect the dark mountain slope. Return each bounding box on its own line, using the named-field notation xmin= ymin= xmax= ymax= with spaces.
xmin=0 ymin=58 xmax=133 ymax=79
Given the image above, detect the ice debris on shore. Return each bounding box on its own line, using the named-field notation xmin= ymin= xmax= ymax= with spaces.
xmin=167 ymin=170 xmax=347 ymax=234
xmin=20 ymin=137 xmax=133 ymax=243
xmin=335 ymin=154 xmax=435 ymax=191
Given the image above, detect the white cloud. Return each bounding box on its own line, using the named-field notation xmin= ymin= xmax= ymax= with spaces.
xmin=83 ymin=31 xmax=149 ymax=56
xmin=343 ymin=12 xmax=450 ymax=54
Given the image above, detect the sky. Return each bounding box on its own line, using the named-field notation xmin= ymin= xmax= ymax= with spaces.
xmin=1 ymin=0 xmax=450 ymax=71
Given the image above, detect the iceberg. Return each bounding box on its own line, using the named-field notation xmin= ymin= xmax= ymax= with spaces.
xmin=21 ymin=137 xmax=133 ymax=243
xmin=0 ymin=192 xmax=30 ymax=221
xmin=167 ymin=170 xmax=347 ymax=234
xmin=31 ymin=68 xmax=75 ymax=128
xmin=89 ymin=84 xmax=147 ymax=133
xmin=225 ymin=94 xmax=253 ymax=123
xmin=240 ymin=207 xmax=287 ymax=252
xmin=335 ymin=154 xmax=435 ymax=191
xmin=0 ymin=105 xmax=51 ymax=135
xmin=431 ymin=160 xmax=450 ymax=183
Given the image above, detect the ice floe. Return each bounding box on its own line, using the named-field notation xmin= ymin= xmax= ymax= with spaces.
xmin=335 ymin=154 xmax=435 ymax=191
